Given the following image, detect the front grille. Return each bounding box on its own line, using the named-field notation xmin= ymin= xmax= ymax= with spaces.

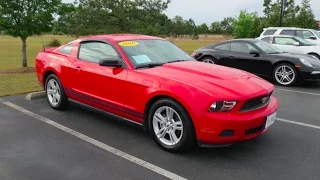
xmin=239 ymin=92 xmax=272 ymax=113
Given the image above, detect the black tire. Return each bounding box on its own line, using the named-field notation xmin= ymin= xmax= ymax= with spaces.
xmin=309 ymin=53 xmax=320 ymax=60
xmin=45 ymin=74 xmax=69 ymax=110
xmin=148 ymin=98 xmax=196 ymax=153
xmin=201 ymin=56 xmax=216 ymax=64
xmin=272 ymin=63 xmax=298 ymax=86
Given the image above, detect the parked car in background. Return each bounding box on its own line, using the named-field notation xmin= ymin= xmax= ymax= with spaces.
xmin=257 ymin=35 xmax=320 ymax=60
xmin=259 ymin=27 xmax=320 ymax=46
xmin=35 ymin=34 xmax=279 ymax=153
xmin=191 ymin=39 xmax=320 ymax=86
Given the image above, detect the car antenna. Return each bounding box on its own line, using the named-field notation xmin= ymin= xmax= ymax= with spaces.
xmin=40 ymin=35 xmax=46 ymax=52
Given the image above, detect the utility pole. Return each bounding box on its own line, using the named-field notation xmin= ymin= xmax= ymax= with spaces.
xmin=280 ymin=0 xmax=284 ymax=27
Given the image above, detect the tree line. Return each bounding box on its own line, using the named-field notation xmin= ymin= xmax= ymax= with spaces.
xmin=0 ymin=0 xmax=318 ymax=67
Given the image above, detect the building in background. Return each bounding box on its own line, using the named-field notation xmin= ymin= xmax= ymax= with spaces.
xmin=317 ymin=21 xmax=320 ymax=30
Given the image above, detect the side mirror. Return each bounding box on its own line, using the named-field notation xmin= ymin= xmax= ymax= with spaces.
xmin=309 ymin=36 xmax=317 ymax=40
xmin=99 ymin=57 xmax=122 ymax=68
xmin=249 ymin=50 xmax=260 ymax=56
xmin=293 ymin=42 xmax=300 ymax=46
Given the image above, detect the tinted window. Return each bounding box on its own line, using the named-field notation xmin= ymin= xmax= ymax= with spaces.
xmin=274 ymin=37 xmax=297 ymax=45
xmin=263 ymin=30 xmax=277 ymax=35
xmin=59 ymin=43 xmax=74 ymax=55
xmin=214 ymin=43 xmax=231 ymax=51
xmin=261 ymin=37 xmax=271 ymax=43
xmin=230 ymin=42 xmax=258 ymax=53
xmin=78 ymin=42 xmax=118 ymax=63
xmin=280 ymin=30 xmax=295 ymax=36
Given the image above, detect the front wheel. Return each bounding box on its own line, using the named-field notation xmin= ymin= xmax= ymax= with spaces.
xmin=45 ymin=74 xmax=69 ymax=110
xmin=273 ymin=63 xmax=298 ymax=86
xmin=148 ymin=98 xmax=196 ymax=153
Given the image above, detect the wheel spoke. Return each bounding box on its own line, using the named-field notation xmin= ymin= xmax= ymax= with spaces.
xmin=169 ymin=131 xmax=178 ymax=145
xmin=280 ymin=76 xmax=285 ymax=82
xmin=166 ymin=107 xmax=174 ymax=121
xmin=281 ymin=66 xmax=286 ymax=72
xmin=172 ymin=121 xmax=182 ymax=131
xmin=47 ymin=89 xmax=54 ymax=95
xmin=154 ymin=112 xmax=166 ymax=124
xmin=287 ymin=71 xmax=294 ymax=75
xmin=55 ymin=93 xmax=61 ymax=101
xmin=156 ymin=127 xmax=167 ymax=138
xmin=49 ymin=80 xmax=56 ymax=89
xmin=52 ymin=96 xmax=57 ymax=103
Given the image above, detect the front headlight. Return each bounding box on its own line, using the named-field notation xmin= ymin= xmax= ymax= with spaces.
xmin=209 ymin=101 xmax=237 ymax=112
xmin=299 ymin=58 xmax=313 ymax=67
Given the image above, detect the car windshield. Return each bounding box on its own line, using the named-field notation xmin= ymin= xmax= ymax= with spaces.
xmin=310 ymin=29 xmax=320 ymax=38
xmin=294 ymin=36 xmax=314 ymax=46
xmin=117 ymin=40 xmax=194 ymax=68
xmin=254 ymin=40 xmax=284 ymax=54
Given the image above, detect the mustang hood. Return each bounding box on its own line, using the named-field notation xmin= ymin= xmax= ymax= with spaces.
xmin=140 ymin=61 xmax=274 ymax=100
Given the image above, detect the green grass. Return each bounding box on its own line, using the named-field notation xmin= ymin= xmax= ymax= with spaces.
xmin=0 ymin=34 xmax=227 ymax=97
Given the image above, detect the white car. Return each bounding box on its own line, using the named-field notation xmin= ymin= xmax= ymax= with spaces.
xmin=259 ymin=27 xmax=320 ymax=46
xmin=256 ymin=35 xmax=320 ymax=60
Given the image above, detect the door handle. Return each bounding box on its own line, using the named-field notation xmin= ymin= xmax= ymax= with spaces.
xmin=75 ymin=66 xmax=81 ymax=73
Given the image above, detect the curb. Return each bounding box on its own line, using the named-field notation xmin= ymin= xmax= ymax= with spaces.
xmin=26 ymin=91 xmax=46 ymax=101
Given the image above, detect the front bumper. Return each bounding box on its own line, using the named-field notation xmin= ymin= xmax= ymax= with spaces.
xmin=299 ymin=70 xmax=320 ymax=81
xmin=196 ymin=96 xmax=279 ymax=146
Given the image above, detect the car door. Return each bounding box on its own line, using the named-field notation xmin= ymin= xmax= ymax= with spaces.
xmin=73 ymin=40 xmax=130 ymax=117
xmin=223 ymin=41 xmax=271 ymax=76
xmin=272 ymin=37 xmax=302 ymax=54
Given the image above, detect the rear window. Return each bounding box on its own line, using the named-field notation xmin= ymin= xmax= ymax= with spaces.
xmin=59 ymin=43 xmax=74 ymax=55
xmin=263 ymin=30 xmax=277 ymax=36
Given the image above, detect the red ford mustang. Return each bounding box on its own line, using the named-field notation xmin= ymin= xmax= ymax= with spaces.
xmin=35 ymin=34 xmax=279 ymax=152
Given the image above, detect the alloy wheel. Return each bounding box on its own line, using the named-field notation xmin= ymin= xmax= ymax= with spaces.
xmin=274 ymin=65 xmax=295 ymax=85
xmin=152 ymin=106 xmax=183 ymax=146
xmin=46 ymin=79 xmax=61 ymax=107
xmin=202 ymin=58 xmax=215 ymax=64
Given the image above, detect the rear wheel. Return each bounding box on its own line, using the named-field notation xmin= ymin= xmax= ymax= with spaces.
xmin=45 ymin=74 xmax=69 ymax=110
xmin=201 ymin=56 xmax=216 ymax=64
xmin=273 ymin=63 xmax=297 ymax=86
xmin=148 ymin=98 xmax=196 ymax=153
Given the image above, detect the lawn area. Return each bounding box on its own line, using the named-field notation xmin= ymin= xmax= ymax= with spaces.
xmin=0 ymin=34 xmax=228 ymax=97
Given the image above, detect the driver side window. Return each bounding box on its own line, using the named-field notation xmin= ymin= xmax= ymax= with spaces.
xmin=274 ymin=37 xmax=297 ymax=45
xmin=78 ymin=42 xmax=118 ymax=63
xmin=230 ymin=42 xmax=258 ymax=54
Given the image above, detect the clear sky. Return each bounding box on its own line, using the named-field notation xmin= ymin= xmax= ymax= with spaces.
xmin=63 ymin=0 xmax=320 ymax=25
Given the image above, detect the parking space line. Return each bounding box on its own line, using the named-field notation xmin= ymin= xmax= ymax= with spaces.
xmin=2 ymin=101 xmax=187 ymax=180
xmin=275 ymin=88 xmax=320 ymax=96
xmin=277 ymin=118 xmax=320 ymax=130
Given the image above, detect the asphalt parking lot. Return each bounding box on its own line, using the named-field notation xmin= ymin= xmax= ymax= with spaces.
xmin=1 ymin=83 xmax=320 ymax=180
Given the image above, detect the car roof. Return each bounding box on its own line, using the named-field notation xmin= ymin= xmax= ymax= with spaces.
xmin=78 ymin=34 xmax=164 ymax=42
xmin=221 ymin=38 xmax=261 ymax=43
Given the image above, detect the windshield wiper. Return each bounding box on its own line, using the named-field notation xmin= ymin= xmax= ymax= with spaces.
xmin=135 ymin=63 xmax=164 ymax=69
xmin=268 ymin=52 xmax=282 ymax=54
xmin=167 ymin=59 xmax=192 ymax=64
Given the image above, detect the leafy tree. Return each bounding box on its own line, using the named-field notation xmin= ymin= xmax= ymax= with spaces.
xmin=221 ymin=17 xmax=234 ymax=37
xmin=233 ymin=10 xmax=258 ymax=38
xmin=197 ymin=23 xmax=209 ymax=34
xmin=263 ymin=0 xmax=300 ymax=27
xmin=210 ymin=21 xmax=222 ymax=34
xmin=295 ymin=0 xmax=317 ymax=29
xmin=0 ymin=0 xmax=62 ymax=67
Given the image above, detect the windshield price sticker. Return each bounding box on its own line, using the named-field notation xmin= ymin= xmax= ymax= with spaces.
xmin=119 ymin=41 xmax=139 ymax=47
